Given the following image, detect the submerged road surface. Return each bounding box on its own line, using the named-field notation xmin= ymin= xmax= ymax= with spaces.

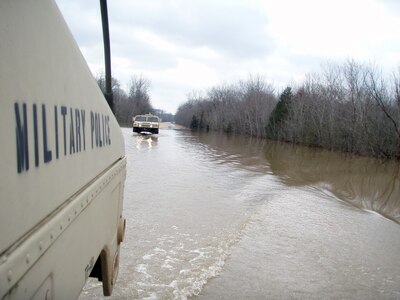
xmin=80 ymin=125 xmax=400 ymax=299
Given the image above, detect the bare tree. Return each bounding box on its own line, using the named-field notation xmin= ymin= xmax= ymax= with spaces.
xmin=365 ymin=67 xmax=400 ymax=157
xmin=96 ymin=73 xmax=129 ymax=125
xmin=127 ymin=76 xmax=153 ymax=123
xmin=176 ymin=63 xmax=400 ymax=160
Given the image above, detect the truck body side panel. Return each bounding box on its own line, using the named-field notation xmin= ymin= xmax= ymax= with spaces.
xmin=0 ymin=0 xmax=124 ymax=254
xmin=0 ymin=0 xmax=126 ymax=297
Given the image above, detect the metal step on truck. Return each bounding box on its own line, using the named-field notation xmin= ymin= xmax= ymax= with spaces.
xmin=0 ymin=0 xmax=126 ymax=298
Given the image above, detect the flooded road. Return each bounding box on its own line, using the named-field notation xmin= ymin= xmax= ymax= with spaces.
xmin=80 ymin=125 xmax=400 ymax=299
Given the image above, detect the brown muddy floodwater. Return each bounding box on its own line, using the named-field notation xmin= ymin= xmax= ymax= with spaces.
xmin=80 ymin=124 xmax=400 ymax=299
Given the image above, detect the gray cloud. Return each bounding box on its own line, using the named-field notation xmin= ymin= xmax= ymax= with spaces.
xmin=380 ymin=0 xmax=400 ymax=15
xmin=110 ymin=0 xmax=274 ymax=59
xmin=55 ymin=0 xmax=400 ymax=113
xmin=111 ymin=31 xmax=178 ymax=70
xmin=56 ymin=1 xmax=102 ymax=48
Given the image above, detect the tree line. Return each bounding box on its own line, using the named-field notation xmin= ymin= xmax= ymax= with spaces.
xmin=175 ymin=61 xmax=400 ymax=159
xmin=96 ymin=74 xmax=174 ymax=125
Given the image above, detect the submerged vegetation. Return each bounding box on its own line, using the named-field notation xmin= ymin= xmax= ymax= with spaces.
xmin=175 ymin=61 xmax=400 ymax=159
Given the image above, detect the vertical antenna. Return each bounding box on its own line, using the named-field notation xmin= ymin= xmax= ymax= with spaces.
xmin=100 ymin=0 xmax=113 ymax=113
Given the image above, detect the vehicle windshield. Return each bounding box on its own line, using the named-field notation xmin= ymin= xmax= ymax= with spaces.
xmin=135 ymin=116 xmax=146 ymax=122
xmin=148 ymin=117 xmax=159 ymax=122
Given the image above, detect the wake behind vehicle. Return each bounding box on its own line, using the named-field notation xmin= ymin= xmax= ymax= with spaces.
xmin=133 ymin=114 xmax=161 ymax=135
xmin=0 ymin=0 xmax=126 ymax=298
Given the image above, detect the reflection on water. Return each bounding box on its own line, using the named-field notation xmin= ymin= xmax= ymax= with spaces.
xmin=136 ymin=135 xmax=158 ymax=150
xmin=265 ymin=142 xmax=400 ymax=223
xmin=80 ymin=127 xmax=400 ymax=300
xmin=194 ymin=131 xmax=400 ymax=299
xmin=196 ymin=132 xmax=400 ymax=223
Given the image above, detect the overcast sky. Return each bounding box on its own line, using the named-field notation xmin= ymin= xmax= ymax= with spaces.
xmin=56 ymin=0 xmax=400 ymax=114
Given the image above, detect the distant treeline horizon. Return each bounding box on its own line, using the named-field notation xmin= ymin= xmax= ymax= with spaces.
xmin=96 ymin=74 xmax=174 ymax=125
xmin=175 ymin=60 xmax=400 ymax=160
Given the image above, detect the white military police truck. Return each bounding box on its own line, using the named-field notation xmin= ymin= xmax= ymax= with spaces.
xmin=0 ymin=0 xmax=126 ymax=298
xmin=132 ymin=114 xmax=161 ymax=135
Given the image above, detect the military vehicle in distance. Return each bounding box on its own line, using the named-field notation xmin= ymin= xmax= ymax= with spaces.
xmin=0 ymin=0 xmax=126 ymax=298
xmin=133 ymin=114 xmax=161 ymax=135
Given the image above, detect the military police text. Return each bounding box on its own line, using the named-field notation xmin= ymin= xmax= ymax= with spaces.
xmin=14 ymin=102 xmax=112 ymax=173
